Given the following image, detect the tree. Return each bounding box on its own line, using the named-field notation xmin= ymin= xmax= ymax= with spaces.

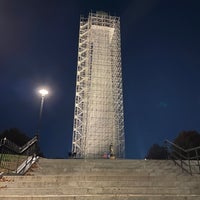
xmin=146 ymin=144 xmax=168 ymax=159
xmin=173 ymin=130 xmax=200 ymax=149
xmin=0 ymin=128 xmax=31 ymax=146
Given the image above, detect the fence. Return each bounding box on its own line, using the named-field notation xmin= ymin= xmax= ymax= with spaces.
xmin=165 ymin=140 xmax=200 ymax=175
xmin=0 ymin=136 xmax=38 ymax=175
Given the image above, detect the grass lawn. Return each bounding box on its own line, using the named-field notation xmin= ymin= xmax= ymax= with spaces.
xmin=0 ymin=154 xmax=27 ymax=173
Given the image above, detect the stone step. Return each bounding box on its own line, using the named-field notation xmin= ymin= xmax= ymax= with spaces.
xmin=31 ymin=159 xmax=184 ymax=176
xmin=30 ymin=166 xmax=184 ymax=175
xmin=36 ymin=159 xmax=178 ymax=168
xmin=31 ymin=168 xmax=183 ymax=176
xmin=0 ymin=194 xmax=200 ymax=200
xmin=36 ymin=159 xmax=177 ymax=167
xmin=32 ymin=171 xmax=183 ymax=177
xmin=2 ymin=174 xmax=195 ymax=182
xmin=1 ymin=158 xmax=199 ymax=200
xmin=1 ymin=180 xmax=196 ymax=188
xmin=0 ymin=186 xmax=196 ymax=195
xmin=1 ymin=177 xmax=198 ymax=188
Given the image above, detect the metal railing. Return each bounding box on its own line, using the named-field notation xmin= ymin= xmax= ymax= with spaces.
xmin=0 ymin=136 xmax=38 ymax=175
xmin=165 ymin=139 xmax=200 ymax=175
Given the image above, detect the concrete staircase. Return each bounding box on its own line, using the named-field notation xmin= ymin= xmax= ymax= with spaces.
xmin=0 ymin=158 xmax=200 ymax=199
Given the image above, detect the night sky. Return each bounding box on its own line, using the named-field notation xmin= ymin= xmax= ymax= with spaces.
xmin=1 ymin=0 xmax=200 ymax=159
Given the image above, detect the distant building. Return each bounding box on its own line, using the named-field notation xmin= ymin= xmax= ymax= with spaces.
xmin=72 ymin=11 xmax=125 ymax=158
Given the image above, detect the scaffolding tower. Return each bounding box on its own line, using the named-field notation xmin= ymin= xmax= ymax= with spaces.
xmin=72 ymin=11 xmax=125 ymax=158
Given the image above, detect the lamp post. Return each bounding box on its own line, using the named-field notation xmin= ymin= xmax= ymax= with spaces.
xmin=36 ymin=89 xmax=48 ymax=138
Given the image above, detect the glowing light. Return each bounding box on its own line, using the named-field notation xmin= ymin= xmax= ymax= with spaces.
xmin=39 ymin=89 xmax=48 ymax=97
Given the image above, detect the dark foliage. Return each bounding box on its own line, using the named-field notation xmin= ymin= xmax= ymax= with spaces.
xmin=146 ymin=144 xmax=168 ymax=159
xmin=172 ymin=130 xmax=200 ymax=159
xmin=0 ymin=128 xmax=43 ymax=156
xmin=173 ymin=130 xmax=200 ymax=149
xmin=0 ymin=128 xmax=31 ymax=146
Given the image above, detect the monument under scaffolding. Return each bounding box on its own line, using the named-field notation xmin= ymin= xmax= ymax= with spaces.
xmin=72 ymin=11 xmax=125 ymax=158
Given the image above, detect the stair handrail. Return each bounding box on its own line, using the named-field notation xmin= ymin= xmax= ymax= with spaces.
xmin=1 ymin=136 xmax=37 ymax=153
xmin=0 ymin=136 xmax=38 ymax=174
xmin=165 ymin=139 xmax=200 ymax=175
xmin=20 ymin=136 xmax=38 ymax=153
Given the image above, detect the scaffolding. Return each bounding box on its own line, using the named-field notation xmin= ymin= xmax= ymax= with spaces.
xmin=72 ymin=11 xmax=125 ymax=158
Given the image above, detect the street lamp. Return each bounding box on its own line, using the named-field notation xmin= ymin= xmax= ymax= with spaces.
xmin=36 ymin=88 xmax=48 ymax=137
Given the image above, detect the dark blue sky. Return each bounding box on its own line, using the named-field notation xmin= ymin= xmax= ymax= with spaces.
xmin=0 ymin=0 xmax=200 ymax=158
